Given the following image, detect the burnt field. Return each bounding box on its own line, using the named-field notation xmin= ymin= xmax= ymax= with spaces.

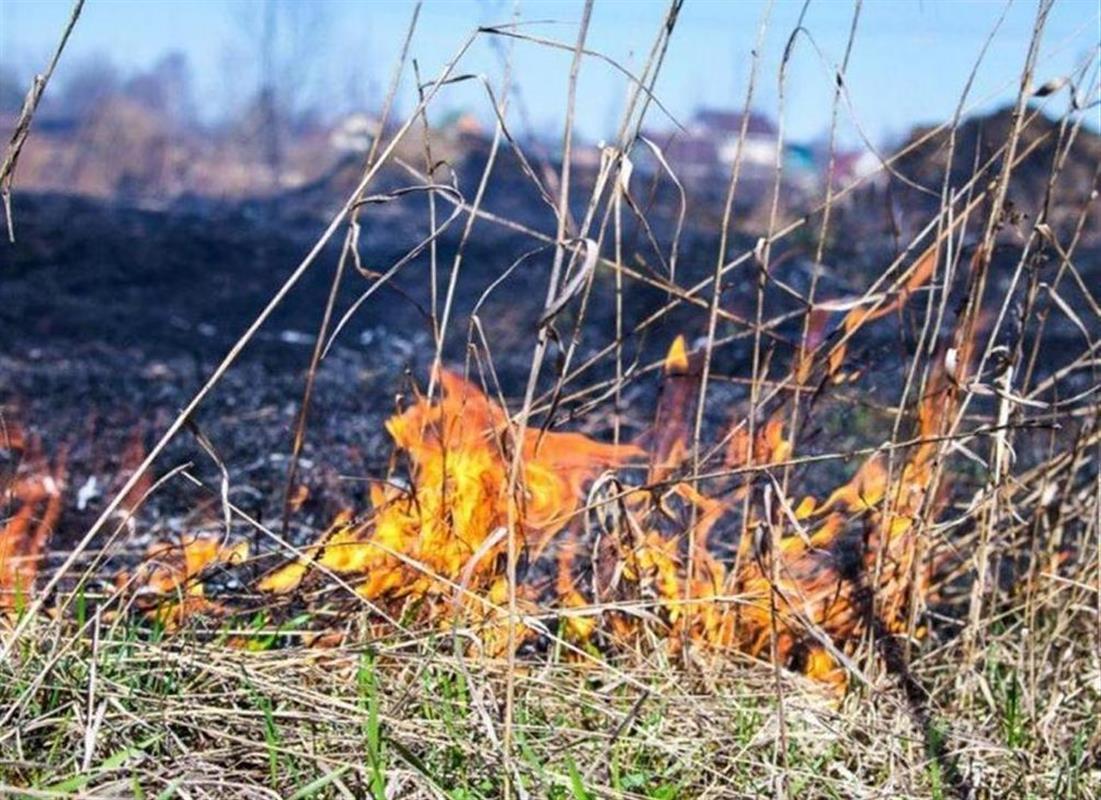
xmin=2 ymin=2 xmax=1100 ymax=797
xmin=3 ymin=157 xmax=1096 ymax=567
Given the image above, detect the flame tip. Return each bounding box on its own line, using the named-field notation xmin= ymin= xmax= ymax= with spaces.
xmin=665 ymin=335 xmax=690 ymax=374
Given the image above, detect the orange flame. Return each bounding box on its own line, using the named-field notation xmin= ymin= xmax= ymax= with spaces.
xmin=824 ymin=243 xmax=939 ymax=382
xmin=122 ymin=535 xmax=249 ymax=628
xmin=10 ymin=229 xmax=964 ymax=691
xmin=247 ymin=316 xmax=966 ymax=686
xmin=260 ymin=372 xmax=642 ymax=626
xmin=0 ymin=435 xmax=66 ymax=612
xmin=115 ymin=241 xmax=961 ymax=687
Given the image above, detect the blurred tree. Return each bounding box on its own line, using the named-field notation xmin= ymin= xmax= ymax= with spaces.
xmin=58 ymin=54 xmax=120 ymax=121
xmin=123 ymin=51 xmax=196 ymax=127
xmin=229 ymin=0 xmax=329 ymax=189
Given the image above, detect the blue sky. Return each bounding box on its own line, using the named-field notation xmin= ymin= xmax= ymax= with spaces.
xmin=3 ymin=0 xmax=1098 ymax=145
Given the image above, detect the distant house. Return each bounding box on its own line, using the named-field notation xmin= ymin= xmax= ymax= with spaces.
xmin=692 ymin=108 xmax=779 ymax=170
xmin=784 ymin=142 xmax=819 ymax=190
xmin=452 ymin=112 xmax=485 ymax=139
xmin=641 ymin=107 xmax=780 ymax=181
xmin=330 ymin=113 xmax=381 ymax=154
xmin=431 ymin=109 xmax=488 ymax=144
xmin=827 ymin=149 xmax=883 ymax=189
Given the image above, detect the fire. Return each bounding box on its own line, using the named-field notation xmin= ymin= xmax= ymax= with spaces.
xmin=250 ymin=311 xmax=962 ymax=687
xmin=116 ymin=424 xmax=153 ymax=515
xmin=0 ymin=430 xmax=66 ymax=613
xmin=556 ymin=356 xmax=961 ymax=686
xmin=120 ymin=535 xmax=250 ymax=628
xmin=259 ymin=371 xmax=641 ymax=641
xmin=246 ymin=245 xmax=961 ymax=686
xmin=4 ymin=240 xmax=964 ymax=688
xmin=831 ymin=243 xmax=939 ymax=381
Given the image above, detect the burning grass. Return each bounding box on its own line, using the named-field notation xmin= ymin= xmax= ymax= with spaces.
xmin=42 ymin=245 xmax=976 ymax=692
xmin=0 ymin=428 xmax=66 ymax=616
xmin=2 ymin=261 xmax=1096 ymax=797
xmin=2 ymin=185 xmax=1098 ymax=800
xmin=2 ymin=1 xmax=1100 ymax=797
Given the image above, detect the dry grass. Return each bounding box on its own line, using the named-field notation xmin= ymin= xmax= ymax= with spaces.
xmin=0 ymin=585 xmax=1096 ymax=798
xmin=2 ymin=0 xmax=1100 ymax=797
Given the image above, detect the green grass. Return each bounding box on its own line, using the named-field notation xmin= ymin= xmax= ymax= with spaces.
xmin=1 ymin=598 xmax=1097 ymax=799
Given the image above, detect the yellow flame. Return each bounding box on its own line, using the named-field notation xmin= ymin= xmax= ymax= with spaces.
xmin=235 ymin=249 xmax=966 ymax=690
xmin=124 ymin=535 xmax=249 ymax=628
xmin=261 ymin=371 xmax=641 ymax=619
xmin=664 ymin=335 xmax=689 ymax=374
